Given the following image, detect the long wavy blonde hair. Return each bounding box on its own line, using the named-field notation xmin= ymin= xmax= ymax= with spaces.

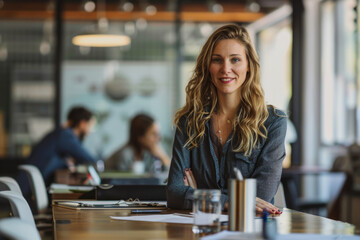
xmin=174 ymin=24 xmax=269 ymax=156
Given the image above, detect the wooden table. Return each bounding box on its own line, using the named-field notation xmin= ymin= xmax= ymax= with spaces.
xmin=52 ymin=206 xmax=356 ymax=240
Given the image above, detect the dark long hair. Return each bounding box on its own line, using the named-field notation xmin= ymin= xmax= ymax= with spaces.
xmin=129 ymin=114 xmax=155 ymax=154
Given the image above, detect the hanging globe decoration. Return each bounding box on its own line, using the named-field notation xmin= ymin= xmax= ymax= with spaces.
xmin=137 ymin=77 xmax=157 ymax=97
xmin=104 ymin=74 xmax=132 ymax=101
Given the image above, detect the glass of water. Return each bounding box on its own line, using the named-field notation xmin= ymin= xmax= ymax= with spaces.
xmin=192 ymin=189 xmax=221 ymax=234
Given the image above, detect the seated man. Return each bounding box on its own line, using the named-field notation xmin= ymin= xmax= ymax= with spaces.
xmin=17 ymin=106 xmax=97 ymax=197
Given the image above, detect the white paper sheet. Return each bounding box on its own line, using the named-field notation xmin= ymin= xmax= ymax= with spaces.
xmin=201 ymin=231 xmax=360 ymax=240
xmin=110 ymin=214 xmax=229 ymax=225
xmin=49 ymin=183 xmax=95 ymax=193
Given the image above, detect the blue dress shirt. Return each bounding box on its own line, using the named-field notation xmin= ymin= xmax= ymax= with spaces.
xmin=17 ymin=127 xmax=96 ymax=196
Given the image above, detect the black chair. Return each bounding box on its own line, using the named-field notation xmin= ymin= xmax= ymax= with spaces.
xmin=281 ymin=177 xmax=328 ymax=215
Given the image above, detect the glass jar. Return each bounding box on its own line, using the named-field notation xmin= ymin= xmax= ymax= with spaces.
xmin=192 ymin=189 xmax=221 ymax=234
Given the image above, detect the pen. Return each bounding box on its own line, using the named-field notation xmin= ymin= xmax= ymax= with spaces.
xmin=233 ymin=167 xmax=243 ymax=180
xmin=262 ymin=210 xmax=277 ymax=240
xmin=131 ymin=209 xmax=163 ymax=214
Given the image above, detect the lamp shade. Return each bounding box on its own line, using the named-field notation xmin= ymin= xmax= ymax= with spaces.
xmin=72 ymin=32 xmax=131 ymax=47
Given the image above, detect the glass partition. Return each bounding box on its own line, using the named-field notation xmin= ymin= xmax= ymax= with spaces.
xmin=0 ymin=15 xmax=55 ymax=157
xmin=62 ymin=20 xmax=177 ymax=160
xmin=0 ymin=0 xmax=292 ymax=163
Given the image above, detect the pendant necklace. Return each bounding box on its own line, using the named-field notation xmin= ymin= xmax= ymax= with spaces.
xmin=216 ymin=113 xmax=232 ymax=145
xmin=217 ymin=115 xmax=223 ymax=144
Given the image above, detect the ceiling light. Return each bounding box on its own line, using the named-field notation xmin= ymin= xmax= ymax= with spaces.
xmin=72 ymin=32 xmax=131 ymax=47
xmin=40 ymin=40 xmax=51 ymax=55
xmin=84 ymin=1 xmax=96 ymax=12
xmin=199 ymin=23 xmax=213 ymax=37
xmin=124 ymin=21 xmax=136 ymax=35
xmin=207 ymin=0 xmax=223 ymax=13
xmin=136 ymin=18 xmax=148 ymax=31
xmin=145 ymin=5 xmax=157 ymax=15
xmin=212 ymin=3 xmax=223 ymax=13
xmin=73 ymin=0 xmax=131 ymax=47
xmin=119 ymin=1 xmax=134 ymax=12
xmin=247 ymin=0 xmax=261 ymax=13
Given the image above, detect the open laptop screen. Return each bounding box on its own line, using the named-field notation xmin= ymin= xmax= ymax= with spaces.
xmin=87 ymin=165 xmax=101 ymax=185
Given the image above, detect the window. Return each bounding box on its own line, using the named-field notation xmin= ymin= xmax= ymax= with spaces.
xmin=62 ymin=21 xmax=176 ymax=159
xmin=320 ymin=0 xmax=357 ymax=145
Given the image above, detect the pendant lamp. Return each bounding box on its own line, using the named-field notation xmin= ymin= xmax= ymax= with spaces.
xmin=72 ymin=0 xmax=131 ymax=47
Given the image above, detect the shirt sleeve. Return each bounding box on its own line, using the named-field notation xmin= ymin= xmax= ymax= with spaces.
xmin=166 ymin=118 xmax=194 ymax=210
xmin=104 ymin=148 xmax=121 ymax=170
xmin=58 ymin=130 xmax=97 ymax=164
xmin=251 ymin=113 xmax=287 ymax=203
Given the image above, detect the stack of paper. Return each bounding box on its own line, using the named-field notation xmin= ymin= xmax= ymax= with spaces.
xmin=200 ymin=231 xmax=360 ymax=240
xmin=110 ymin=214 xmax=228 ymax=225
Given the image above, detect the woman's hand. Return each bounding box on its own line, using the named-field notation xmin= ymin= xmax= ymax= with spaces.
xmin=66 ymin=157 xmax=76 ymax=173
xmin=256 ymin=197 xmax=282 ymax=214
xmin=182 ymin=168 xmax=282 ymax=214
xmin=148 ymin=143 xmax=171 ymax=167
xmin=183 ymin=168 xmax=197 ymax=189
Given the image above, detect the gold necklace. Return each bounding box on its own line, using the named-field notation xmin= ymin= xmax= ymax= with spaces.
xmin=216 ymin=114 xmax=232 ymax=144
xmin=216 ymin=115 xmax=223 ymax=144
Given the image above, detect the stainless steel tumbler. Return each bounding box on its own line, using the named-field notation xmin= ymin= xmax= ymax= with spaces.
xmin=228 ymin=178 xmax=257 ymax=232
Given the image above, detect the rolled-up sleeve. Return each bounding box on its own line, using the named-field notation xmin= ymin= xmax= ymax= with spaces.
xmin=166 ymin=119 xmax=195 ymax=210
xmin=251 ymin=113 xmax=287 ymax=202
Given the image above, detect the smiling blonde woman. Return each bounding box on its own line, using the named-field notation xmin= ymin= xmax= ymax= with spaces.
xmin=167 ymin=24 xmax=287 ymax=214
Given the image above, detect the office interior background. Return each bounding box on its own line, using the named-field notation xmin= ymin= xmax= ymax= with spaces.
xmin=0 ymin=0 xmax=359 ymax=229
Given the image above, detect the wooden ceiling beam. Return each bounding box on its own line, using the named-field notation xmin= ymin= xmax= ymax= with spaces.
xmin=0 ymin=11 xmax=53 ymax=20
xmin=0 ymin=10 xmax=264 ymax=22
xmin=180 ymin=12 xmax=264 ymax=22
xmin=1 ymin=2 xmax=250 ymax=13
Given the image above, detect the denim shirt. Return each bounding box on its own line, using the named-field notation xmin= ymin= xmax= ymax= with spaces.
xmin=16 ymin=127 xmax=97 ymax=199
xmin=166 ymin=107 xmax=287 ymax=210
xmin=28 ymin=128 xmax=96 ymax=183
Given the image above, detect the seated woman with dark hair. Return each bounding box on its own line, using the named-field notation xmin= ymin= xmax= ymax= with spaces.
xmin=105 ymin=114 xmax=171 ymax=174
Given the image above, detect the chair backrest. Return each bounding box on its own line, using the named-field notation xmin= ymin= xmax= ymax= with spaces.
xmin=18 ymin=164 xmax=48 ymax=213
xmin=274 ymin=182 xmax=287 ymax=208
xmin=0 ymin=191 xmax=36 ymax=228
xmin=0 ymin=217 xmax=41 ymax=240
xmin=0 ymin=177 xmax=22 ymax=194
